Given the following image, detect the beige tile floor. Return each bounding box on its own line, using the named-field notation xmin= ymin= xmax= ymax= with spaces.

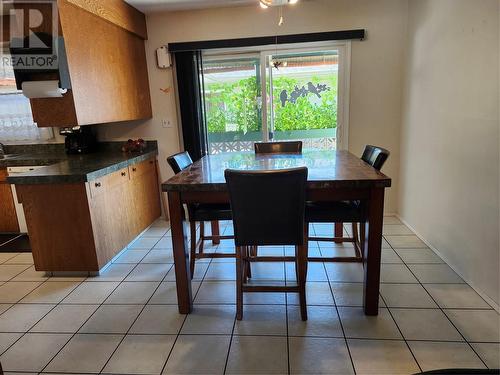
xmin=0 ymin=217 xmax=498 ymax=374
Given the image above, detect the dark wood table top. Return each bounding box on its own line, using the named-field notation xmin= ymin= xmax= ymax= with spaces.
xmin=162 ymin=150 xmax=391 ymax=192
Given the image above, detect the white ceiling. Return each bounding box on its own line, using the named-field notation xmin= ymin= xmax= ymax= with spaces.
xmin=125 ymin=0 xmax=257 ymax=13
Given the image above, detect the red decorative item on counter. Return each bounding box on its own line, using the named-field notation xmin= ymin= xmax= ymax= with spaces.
xmin=122 ymin=139 xmax=147 ymax=153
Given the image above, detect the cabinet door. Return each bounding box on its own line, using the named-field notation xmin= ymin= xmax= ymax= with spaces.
xmin=145 ymin=160 xmax=161 ymax=224
xmin=0 ymin=169 xmax=19 ymax=232
xmin=128 ymin=158 xmax=161 ymax=234
xmin=87 ymin=167 xmax=130 ymax=267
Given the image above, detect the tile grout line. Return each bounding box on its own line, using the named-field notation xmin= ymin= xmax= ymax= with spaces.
xmin=0 ymin=269 xmax=87 ymax=360
xmin=31 ymin=228 xmax=164 ymax=373
xmin=318 ymin=229 xmax=358 ymax=375
xmin=221 ymin=221 xmax=238 ymax=375
xmin=386 ymin=234 xmax=492 ymax=370
xmin=418 ymin=281 xmax=492 ymax=369
xmin=0 ymin=221 xmax=168 ymax=371
xmin=1 ymin=219 xmax=497 ymax=372
xmin=0 ymin=262 xmax=34 ymax=283
xmin=378 ymin=292 xmax=423 ymax=373
xmin=159 ymin=221 xmax=213 ymax=375
xmin=284 ymin=247 xmax=291 ymax=375
xmin=1 ymin=330 xmax=481 ymax=343
xmin=97 ymin=259 xmax=177 ymax=374
xmin=36 ymin=259 xmax=141 ymax=374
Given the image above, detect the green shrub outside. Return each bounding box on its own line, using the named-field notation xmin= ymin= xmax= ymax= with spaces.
xmin=205 ymin=74 xmax=337 ymax=134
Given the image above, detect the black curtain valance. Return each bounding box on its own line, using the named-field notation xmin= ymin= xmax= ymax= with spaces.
xmin=168 ymin=29 xmax=365 ymax=53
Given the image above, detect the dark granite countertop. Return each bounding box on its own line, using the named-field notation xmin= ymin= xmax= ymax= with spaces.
xmin=0 ymin=153 xmax=67 ymax=168
xmin=4 ymin=142 xmax=158 ymax=185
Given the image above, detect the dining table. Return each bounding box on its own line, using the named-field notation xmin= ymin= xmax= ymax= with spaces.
xmin=161 ymin=149 xmax=391 ymax=316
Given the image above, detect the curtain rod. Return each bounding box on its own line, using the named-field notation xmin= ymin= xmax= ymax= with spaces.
xmin=168 ymin=29 xmax=365 ymax=53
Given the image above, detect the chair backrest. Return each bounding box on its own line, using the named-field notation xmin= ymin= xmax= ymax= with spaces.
xmin=254 ymin=141 xmax=303 ymax=154
xmin=361 ymin=145 xmax=390 ymax=171
xmin=167 ymin=151 xmax=193 ymax=174
xmin=225 ymin=167 xmax=308 ymax=246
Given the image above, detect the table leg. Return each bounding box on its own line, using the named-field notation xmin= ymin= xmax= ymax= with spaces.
xmin=363 ymin=187 xmax=385 ymax=315
xmin=334 ymin=222 xmax=343 ymax=243
xmin=211 ymin=220 xmax=221 ymax=245
xmin=167 ymin=191 xmax=192 ymax=314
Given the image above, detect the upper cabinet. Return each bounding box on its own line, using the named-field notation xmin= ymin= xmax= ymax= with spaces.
xmin=10 ymin=0 xmax=152 ymax=127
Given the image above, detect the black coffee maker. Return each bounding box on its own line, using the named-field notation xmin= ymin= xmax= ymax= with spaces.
xmin=60 ymin=126 xmax=97 ymax=154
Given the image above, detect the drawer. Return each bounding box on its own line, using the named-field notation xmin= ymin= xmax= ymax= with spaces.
xmin=129 ymin=158 xmax=155 ymax=180
xmin=89 ymin=167 xmax=129 ymax=198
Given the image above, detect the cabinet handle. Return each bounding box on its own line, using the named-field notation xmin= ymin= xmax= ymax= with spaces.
xmin=132 ymin=167 xmax=137 ymax=172
xmin=95 ymin=182 xmax=101 ymax=187
xmin=121 ymin=172 xmax=126 ymax=176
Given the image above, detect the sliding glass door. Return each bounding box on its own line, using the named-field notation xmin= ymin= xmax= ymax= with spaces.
xmin=202 ymin=55 xmax=263 ymax=154
xmin=266 ymin=51 xmax=339 ymax=150
xmin=202 ymin=43 xmax=349 ymax=154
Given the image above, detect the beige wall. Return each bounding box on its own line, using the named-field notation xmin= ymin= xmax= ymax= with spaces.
xmin=399 ymin=0 xmax=500 ymax=306
xmin=96 ymin=0 xmax=408 ymax=214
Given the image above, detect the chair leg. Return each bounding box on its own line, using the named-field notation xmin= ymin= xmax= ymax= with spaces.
xmin=360 ymin=221 xmax=366 ymax=261
xmin=189 ymin=221 xmax=197 ymax=279
xmin=250 ymin=246 xmax=258 ymax=257
xmin=352 ymin=223 xmax=362 ymax=258
xmin=296 ymin=243 xmax=308 ymax=321
xmin=236 ymin=246 xmax=244 ymax=320
xmin=334 ymin=222 xmax=344 ymax=243
xmin=246 ymin=246 xmax=252 ymax=280
xmin=295 ymin=256 xmax=300 ymax=284
xmin=211 ymin=220 xmax=221 ymax=245
xmin=242 ymin=246 xmax=249 ymax=283
xmin=198 ymin=221 xmax=205 ymax=254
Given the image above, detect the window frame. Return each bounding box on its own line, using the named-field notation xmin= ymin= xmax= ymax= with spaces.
xmin=202 ymin=40 xmax=352 ymax=150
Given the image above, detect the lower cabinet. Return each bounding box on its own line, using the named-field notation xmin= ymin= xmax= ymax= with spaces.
xmin=16 ymin=157 xmax=161 ymax=272
xmin=0 ymin=168 xmax=20 ymax=233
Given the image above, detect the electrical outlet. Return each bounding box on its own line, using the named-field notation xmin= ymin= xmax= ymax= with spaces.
xmin=161 ymin=119 xmax=172 ymax=128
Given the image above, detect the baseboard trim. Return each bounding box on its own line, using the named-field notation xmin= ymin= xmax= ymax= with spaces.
xmin=395 ymin=214 xmax=500 ymax=313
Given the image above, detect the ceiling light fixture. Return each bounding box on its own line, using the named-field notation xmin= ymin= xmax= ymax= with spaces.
xmin=259 ymin=0 xmax=299 ymax=8
xmin=260 ymin=0 xmax=298 ymax=26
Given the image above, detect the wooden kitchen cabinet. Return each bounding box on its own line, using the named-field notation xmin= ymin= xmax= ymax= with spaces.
xmin=129 ymin=158 xmax=159 ymax=233
xmin=12 ymin=0 xmax=152 ymax=127
xmin=16 ymin=157 xmax=161 ymax=272
xmin=0 ymin=168 xmax=20 ymax=233
xmin=87 ymin=166 xmax=133 ymax=268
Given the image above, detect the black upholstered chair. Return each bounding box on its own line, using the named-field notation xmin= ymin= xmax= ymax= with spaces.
xmin=225 ymin=167 xmax=309 ymax=320
xmin=167 ymin=151 xmax=234 ymax=278
xmin=306 ymin=145 xmax=390 ymax=262
xmin=167 ymin=151 xmax=193 ymax=174
xmin=251 ymin=140 xmax=303 ymax=258
xmin=254 ymin=141 xmax=303 ymax=154
xmin=361 ymin=144 xmax=390 ymax=170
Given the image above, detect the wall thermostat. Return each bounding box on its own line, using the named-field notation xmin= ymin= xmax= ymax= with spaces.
xmin=156 ymin=46 xmax=171 ymax=69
